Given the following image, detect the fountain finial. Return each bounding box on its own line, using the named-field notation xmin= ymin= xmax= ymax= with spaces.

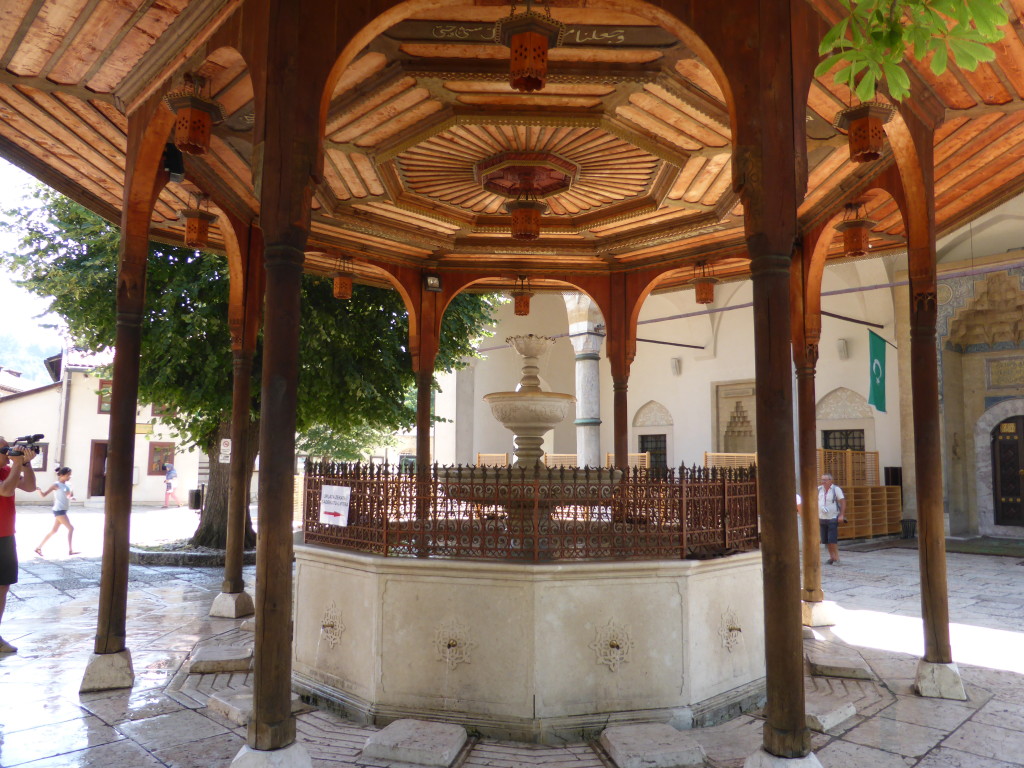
xmin=506 ymin=334 xmax=555 ymax=393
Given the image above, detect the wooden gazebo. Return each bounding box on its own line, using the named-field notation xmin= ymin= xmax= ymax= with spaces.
xmin=2 ymin=0 xmax=1021 ymax=764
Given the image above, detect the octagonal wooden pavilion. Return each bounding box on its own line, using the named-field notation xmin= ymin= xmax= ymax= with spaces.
xmin=3 ymin=0 xmax=1020 ymax=764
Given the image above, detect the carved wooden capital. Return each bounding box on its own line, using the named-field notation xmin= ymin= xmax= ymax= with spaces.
xmin=733 ymin=145 xmax=764 ymax=231
xmin=912 ymin=289 xmax=937 ymax=316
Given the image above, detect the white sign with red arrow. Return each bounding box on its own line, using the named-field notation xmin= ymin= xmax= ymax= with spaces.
xmin=319 ymin=485 xmax=351 ymax=527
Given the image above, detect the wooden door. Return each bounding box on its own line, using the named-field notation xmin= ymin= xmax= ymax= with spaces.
xmin=992 ymin=417 xmax=1024 ymax=526
xmin=88 ymin=440 xmax=108 ymax=498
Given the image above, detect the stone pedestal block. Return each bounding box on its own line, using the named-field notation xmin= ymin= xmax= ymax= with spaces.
xmin=801 ymin=600 xmax=839 ymax=628
xmin=210 ymin=590 xmax=255 ymax=618
xmin=230 ymin=742 xmax=312 ymax=768
xmin=744 ymin=747 xmax=824 ymax=767
xmin=915 ymin=659 xmax=967 ymax=700
xmin=80 ymin=649 xmax=134 ymax=692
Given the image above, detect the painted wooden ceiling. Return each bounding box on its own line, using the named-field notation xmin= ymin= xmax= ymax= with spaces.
xmin=3 ymin=0 xmax=1024 ymax=290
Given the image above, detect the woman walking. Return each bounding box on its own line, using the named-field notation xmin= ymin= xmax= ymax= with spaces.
xmin=35 ymin=467 xmax=78 ymax=557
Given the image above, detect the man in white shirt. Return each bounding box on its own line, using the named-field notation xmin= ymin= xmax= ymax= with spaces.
xmin=817 ymin=473 xmax=846 ymax=565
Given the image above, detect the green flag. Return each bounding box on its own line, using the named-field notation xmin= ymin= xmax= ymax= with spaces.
xmin=868 ymin=330 xmax=886 ymax=412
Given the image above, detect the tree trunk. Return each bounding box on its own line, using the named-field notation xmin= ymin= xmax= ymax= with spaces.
xmin=190 ymin=419 xmax=260 ymax=548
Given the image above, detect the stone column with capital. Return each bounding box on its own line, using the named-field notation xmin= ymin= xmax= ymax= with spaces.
xmin=564 ymin=294 xmax=605 ymax=468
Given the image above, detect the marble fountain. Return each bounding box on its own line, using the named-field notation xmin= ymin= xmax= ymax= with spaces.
xmin=437 ymin=334 xmax=621 ymax=555
xmin=292 ymin=334 xmax=766 ymax=743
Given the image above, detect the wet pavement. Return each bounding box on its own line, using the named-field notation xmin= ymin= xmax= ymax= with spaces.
xmin=2 ymin=505 xmax=1024 ymax=767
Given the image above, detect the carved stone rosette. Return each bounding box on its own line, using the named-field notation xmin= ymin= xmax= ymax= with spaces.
xmin=321 ymin=601 xmax=345 ymax=648
xmin=719 ymin=608 xmax=743 ymax=652
xmin=434 ymin=619 xmax=477 ymax=670
xmin=589 ymin=618 xmax=635 ymax=672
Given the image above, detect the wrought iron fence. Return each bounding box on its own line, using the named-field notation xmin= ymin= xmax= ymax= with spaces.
xmin=303 ymin=462 xmax=758 ymax=562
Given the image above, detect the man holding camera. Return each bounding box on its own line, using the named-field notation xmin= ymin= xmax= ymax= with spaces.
xmin=1 ymin=436 xmax=37 ymax=653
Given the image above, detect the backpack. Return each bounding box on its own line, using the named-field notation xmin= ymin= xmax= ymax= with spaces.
xmin=166 ymin=466 xmax=178 ymax=480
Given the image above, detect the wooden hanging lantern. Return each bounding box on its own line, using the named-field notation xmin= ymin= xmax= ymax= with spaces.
xmin=179 ymin=193 xmax=218 ymax=249
xmin=333 ymin=275 xmax=353 ymax=300
xmin=496 ymin=2 xmax=565 ymax=93
xmin=691 ymin=262 xmax=718 ymax=305
xmin=835 ymin=203 xmax=875 ymax=258
xmin=512 ymin=275 xmax=533 ymax=315
xmin=163 ymin=74 xmax=225 ymax=156
xmin=834 ymin=103 xmax=894 ymax=163
xmin=506 ymin=198 xmax=546 ymax=240
xmin=331 ymin=256 xmax=354 ymax=299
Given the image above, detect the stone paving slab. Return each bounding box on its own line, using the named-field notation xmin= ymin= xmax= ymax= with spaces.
xmin=599 ymin=723 xmax=706 ymax=768
xmin=940 ymin=721 xmax=1024 ymax=765
xmin=362 ymin=719 xmax=468 ymax=767
xmin=189 ymin=644 xmax=254 ymax=673
xmin=208 ymin=689 xmax=313 ymax=726
xmin=842 ymin=716 xmax=949 ymax=758
xmin=915 ymin=747 xmax=1023 ymax=768
xmin=805 ymin=640 xmax=875 ymax=680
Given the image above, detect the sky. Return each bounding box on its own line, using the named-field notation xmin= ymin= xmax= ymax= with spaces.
xmin=0 ymin=158 xmax=68 ymax=387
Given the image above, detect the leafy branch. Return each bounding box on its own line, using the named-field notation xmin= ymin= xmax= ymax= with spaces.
xmin=815 ymin=0 xmax=1008 ymax=102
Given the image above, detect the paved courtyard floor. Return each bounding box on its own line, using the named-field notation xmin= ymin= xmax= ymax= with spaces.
xmin=2 ymin=506 xmax=1024 ymax=767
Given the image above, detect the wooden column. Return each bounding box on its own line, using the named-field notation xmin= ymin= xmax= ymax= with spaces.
xmin=413 ymin=279 xmax=440 ymax=468
xmin=883 ymin=109 xmax=955 ymax=672
xmin=791 ymin=228 xmax=829 ymax=606
xmin=605 ymin=273 xmax=633 ymax=469
xmin=92 ymin=108 xmax=170 ymax=662
xmin=611 ymin=379 xmax=628 ymax=466
xmin=730 ymin=0 xmax=812 ymax=756
xmin=94 ymin=231 xmax=147 ymax=656
xmin=223 ymin=223 xmax=264 ymax=596
xmin=250 ymin=241 xmax=304 ymax=751
xmin=910 ymin=284 xmax=952 ymax=662
xmin=749 ymin=249 xmax=807 ymax=757
xmin=794 ymin=341 xmax=822 ymax=602
xmin=244 ymin=0 xmax=333 ymax=752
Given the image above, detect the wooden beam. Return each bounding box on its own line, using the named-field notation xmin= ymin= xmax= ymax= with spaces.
xmin=0 ymin=71 xmax=118 ymax=105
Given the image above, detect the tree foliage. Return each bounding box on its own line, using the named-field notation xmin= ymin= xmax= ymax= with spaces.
xmin=1 ymin=188 xmax=498 ymax=543
xmin=816 ymin=0 xmax=1008 ymax=102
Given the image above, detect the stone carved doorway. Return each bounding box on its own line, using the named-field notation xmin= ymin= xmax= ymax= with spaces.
xmin=974 ymin=398 xmax=1024 ymax=536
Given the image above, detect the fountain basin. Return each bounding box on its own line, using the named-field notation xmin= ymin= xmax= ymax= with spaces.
xmin=483 ymin=391 xmax=575 ymax=439
xmin=293 ymin=545 xmax=766 ymax=743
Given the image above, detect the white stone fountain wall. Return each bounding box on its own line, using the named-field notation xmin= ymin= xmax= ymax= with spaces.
xmin=292 ymin=545 xmax=766 ymax=743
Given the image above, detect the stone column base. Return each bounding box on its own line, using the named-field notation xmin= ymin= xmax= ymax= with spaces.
xmin=80 ymin=649 xmax=134 ymax=692
xmin=915 ymin=659 xmax=967 ymax=700
xmin=211 ymin=590 xmax=256 ymax=618
xmin=231 ymin=742 xmax=312 ymax=767
xmin=801 ymin=600 xmax=839 ymax=628
xmin=744 ymin=747 xmax=824 ymax=767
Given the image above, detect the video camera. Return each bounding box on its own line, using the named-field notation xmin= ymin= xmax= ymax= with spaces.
xmin=0 ymin=434 xmax=44 ymax=457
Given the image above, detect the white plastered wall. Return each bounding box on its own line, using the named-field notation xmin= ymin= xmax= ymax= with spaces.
xmin=432 ymin=263 xmax=904 ymax=478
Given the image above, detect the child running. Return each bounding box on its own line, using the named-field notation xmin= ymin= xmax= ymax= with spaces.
xmin=35 ymin=467 xmax=78 ymax=557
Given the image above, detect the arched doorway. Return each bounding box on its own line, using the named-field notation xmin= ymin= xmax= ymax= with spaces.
xmin=974 ymin=398 xmax=1024 ymax=536
xmin=632 ymin=400 xmax=673 ymax=468
xmin=991 ymin=416 xmax=1024 ymax=526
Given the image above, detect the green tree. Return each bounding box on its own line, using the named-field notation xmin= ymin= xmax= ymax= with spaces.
xmin=816 ymin=0 xmax=1008 ymax=102
xmin=1 ymin=188 xmax=497 ymax=546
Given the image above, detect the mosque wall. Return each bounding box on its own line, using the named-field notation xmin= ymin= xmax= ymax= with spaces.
xmin=435 ymin=258 xmax=905 ymax=487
